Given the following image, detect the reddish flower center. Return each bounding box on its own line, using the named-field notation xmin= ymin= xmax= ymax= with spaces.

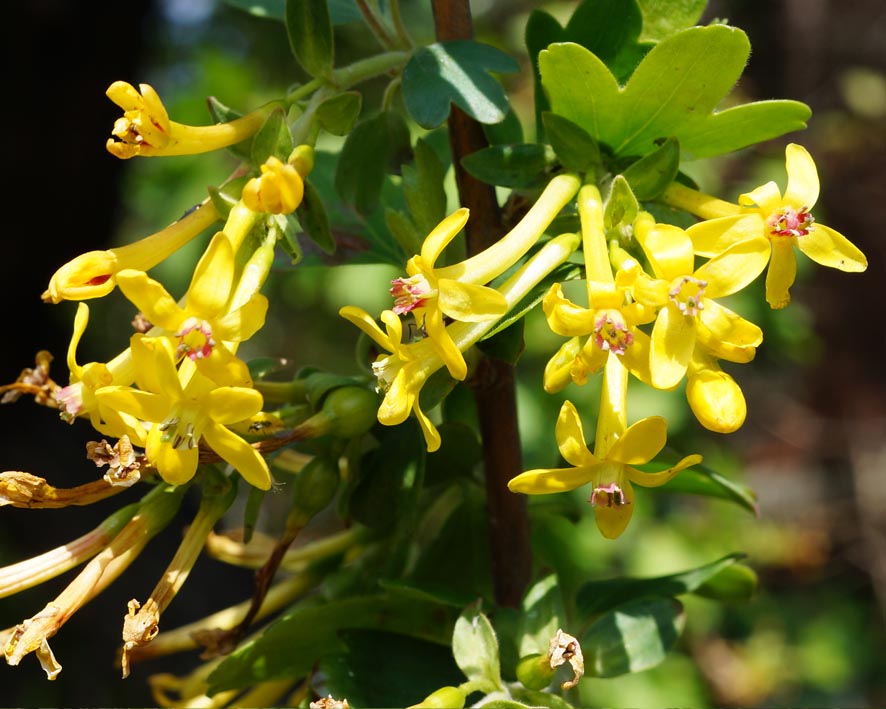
xmin=590 ymin=482 xmax=628 ymax=507
xmin=390 ymin=276 xmax=430 ymax=315
xmin=767 ymin=206 xmax=814 ymax=238
xmin=176 ymin=317 xmax=215 ymax=361
xmin=593 ymin=310 xmax=634 ymax=356
xmin=669 ymin=276 xmax=707 ymax=317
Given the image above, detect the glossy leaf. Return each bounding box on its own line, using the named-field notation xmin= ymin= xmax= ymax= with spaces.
xmin=316 ymin=91 xmax=362 ymax=136
xmin=582 ymin=597 xmax=685 ymax=677
xmin=207 ymin=594 xmax=458 ymax=693
xmin=636 ymin=0 xmax=707 ymax=42
xmin=694 ymin=562 xmax=758 ymax=602
xmin=541 ymin=26 xmax=811 ymax=159
xmin=250 ymin=106 xmax=291 ymax=165
xmin=402 ymin=138 xmax=447 ymax=235
xmin=576 ymin=553 xmax=747 ymax=617
xmin=402 ymin=40 xmax=519 ymax=129
xmin=335 ymin=111 xmax=411 ymax=214
xmin=649 ymin=458 xmax=759 ymax=515
xmin=462 ymin=144 xmax=556 ymax=188
xmin=285 ymin=0 xmax=334 ymax=78
xmin=605 ymin=175 xmax=640 ymax=230
xmin=543 ymin=112 xmax=602 ymax=174
xmin=452 ymin=604 xmax=503 ymax=692
xmin=620 ymin=136 xmax=681 ymax=200
xmin=296 ymin=179 xmax=336 ymax=254
xmin=518 ymin=574 xmax=565 ymax=657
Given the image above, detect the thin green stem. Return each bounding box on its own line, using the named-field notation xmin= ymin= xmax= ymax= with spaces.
xmin=356 ymin=0 xmax=397 ymax=50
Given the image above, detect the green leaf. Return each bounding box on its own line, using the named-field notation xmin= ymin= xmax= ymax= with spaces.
xmin=484 ymin=107 xmax=524 ymax=146
xmin=604 ymin=175 xmax=640 ymax=230
xmin=542 ymin=26 xmax=811 ymax=160
xmin=207 ymin=595 xmax=458 ymax=694
xmin=424 ymin=422 xmax=482 ymax=487
xmin=509 ymin=687 xmax=576 ymax=709
xmin=694 ymin=562 xmax=758 ymax=602
xmin=461 ymin=144 xmax=555 ymax=189
xmin=565 ymin=0 xmax=643 ymax=64
xmin=384 ymin=207 xmax=423 ymax=256
xmin=636 ymin=0 xmax=707 ymax=42
xmin=285 ymin=0 xmax=334 ymax=78
xmin=316 ymin=91 xmax=362 ymax=135
xmin=582 ymin=597 xmax=685 ymax=677
xmin=518 ymin=574 xmax=565 ymax=657
xmin=250 ymin=106 xmax=292 ymax=165
xmin=452 ymin=604 xmax=503 ymax=692
xmin=403 ymin=138 xmax=447 ymax=235
xmin=296 ymin=179 xmax=336 ymax=254
xmin=402 ymin=40 xmax=519 ymax=129
xmin=321 ymin=630 xmax=464 ymax=708
xmin=335 ymin=111 xmax=411 ymax=215
xmin=576 ymin=553 xmax=747 ymax=618
xmin=525 ymin=8 xmax=564 ymax=135
xmin=328 ymin=0 xmax=363 ymax=24
xmin=620 ymin=136 xmax=681 ymax=200
xmin=649 ymin=458 xmax=759 ymax=514
xmin=542 ymin=112 xmax=602 ymax=174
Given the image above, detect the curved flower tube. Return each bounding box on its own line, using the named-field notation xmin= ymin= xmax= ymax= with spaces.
xmin=508 ymin=373 xmax=700 ymax=538
xmin=96 ymin=336 xmax=270 ymax=489
xmin=672 ymin=144 xmax=868 ymax=309
xmin=115 ymin=230 xmax=268 ymax=387
xmin=106 ymin=81 xmax=270 ymax=159
xmin=42 ymin=201 xmax=219 ymax=304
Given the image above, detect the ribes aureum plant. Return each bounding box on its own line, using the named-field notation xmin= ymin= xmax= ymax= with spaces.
xmin=0 ymin=0 xmax=869 ymax=706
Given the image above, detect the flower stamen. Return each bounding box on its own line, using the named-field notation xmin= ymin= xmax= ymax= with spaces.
xmin=593 ymin=310 xmax=634 ymax=356
xmin=390 ymin=276 xmax=432 ymax=314
xmin=668 ymin=276 xmax=707 ymax=317
xmin=767 ymin=205 xmax=814 ymax=238
xmin=590 ymin=482 xmax=627 ymax=508
xmin=175 ymin=317 xmax=215 ymax=360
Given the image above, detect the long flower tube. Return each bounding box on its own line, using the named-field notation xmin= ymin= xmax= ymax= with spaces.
xmin=42 ymin=200 xmax=220 ymax=303
xmin=121 ymin=472 xmax=237 ymax=677
xmin=342 ymin=232 xmax=582 ymax=451
xmin=106 ymin=81 xmax=273 ymax=159
xmin=0 ymin=470 xmax=131 ymax=509
xmin=0 ymin=503 xmax=138 ymax=598
xmin=4 ymin=483 xmax=186 ymax=678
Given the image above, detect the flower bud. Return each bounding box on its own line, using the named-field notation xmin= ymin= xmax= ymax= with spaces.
xmin=292 ymin=386 xmax=379 ymax=440
xmin=406 ymin=685 xmax=466 ymax=708
xmin=290 ymin=456 xmax=340 ymax=525
xmin=516 ymin=652 xmax=557 ymax=690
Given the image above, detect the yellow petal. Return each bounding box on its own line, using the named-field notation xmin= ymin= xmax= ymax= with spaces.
xmin=698 ymin=300 xmax=763 ymax=349
xmin=783 ymin=143 xmax=820 ymax=209
xmin=625 ymin=453 xmax=702 ymax=487
xmin=695 ymin=237 xmax=770 ymax=299
xmin=188 ymin=232 xmax=235 ymax=318
xmin=544 ymin=337 xmax=582 ymax=394
xmin=202 ymin=422 xmax=270 ymax=490
xmin=206 ymin=387 xmax=263 ymax=424
xmin=543 ymin=284 xmax=596 ymax=336
xmin=215 ymin=294 xmax=269 ymax=342
xmin=687 ymin=367 xmax=746 ymax=433
xmin=195 ymin=348 xmax=253 ymax=388
xmin=421 ymin=209 xmax=469 ymax=267
xmin=739 ymin=180 xmax=782 ymax=214
xmin=437 ymin=280 xmax=507 ymax=322
xmin=593 ymin=479 xmax=635 ymax=539
xmin=508 ymin=466 xmax=594 ymax=494
xmin=66 ymin=303 xmax=91 ymax=378
xmin=425 ymin=307 xmax=467 ymax=380
xmin=687 ymin=214 xmax=765 ymax=259
xmin=43 ymin=250 xmax=119 ymax=303
xmin=798 ymin=223 xmax=867 ymax=272
xmin=608 ymin=416 xmax=667 ymax=465
xmin=620 ymin=329 xmax=653 ymax=386
xmin=413 ymin=398 xmax=441 ymax=453
xmin=378 ymin=368 xmax=415 ymax=426
xmin=116 ymin=270 xmax=183 ymax=331
xmin=340 ymin=306 xmax=394 ymax=352
xmin=650 ymin=307 xmax=695 ymax=389
xmin=131 ymin=335 xmax=182 ymax=397
xmin=765 ymin=240 xmax=797 ymax=309
xmin=554 ymin=401 xmax=597 ymax=468
xmin=636 ymin=223 xmax=694 ymax=280
xmin=96 ymin=387 xmax=171 ymax=423
xmin=147 ymin=426 xmax=199 ymax=486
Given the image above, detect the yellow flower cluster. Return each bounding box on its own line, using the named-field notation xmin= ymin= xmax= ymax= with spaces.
xmin=342 ymin=145 xmax=867 ymax=539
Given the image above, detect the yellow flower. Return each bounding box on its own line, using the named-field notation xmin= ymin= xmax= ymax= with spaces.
xmin=242 ymin=156 xmax=305 ymax=214
xmin=96 ymin=336 xmax=270 ymax=489
xmin=115 ymin=230 xmax=268 ymax=387
xmin=509 ymin=355 xmax=700 ymax=539
xmin=344 ymin=233 xmax=582 ymax=451
xmin=685 ymin=144 xmax=868 ymax=309
xmin=106 ymin=81 xmax=268 ymax=159
xmin=633 ymin=217 xmax=768 ymax=389
xmin=686 ymin=350 xmax=748 ymax=434
xmin=42 ymin=200 xmax=219 ymax=303
xmin=391 ymin=209 xmax=508 ymax=380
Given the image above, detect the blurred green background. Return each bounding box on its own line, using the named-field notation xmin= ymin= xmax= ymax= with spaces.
xmin=1 ymin=0 xmax=884 ymax=706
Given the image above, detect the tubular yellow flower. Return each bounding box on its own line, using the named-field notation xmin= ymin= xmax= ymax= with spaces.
xmin=42 ymin=200 xmax=219 ymax=304
xmin=509 ymin=354 xmax=701 ymax=539
xmin=344 ymin=232 xmax=582 ymax=451
xmin=3 ymin=483 xmax=185 ymax=678
xmin=242 ymin=156 xmax=305 ymax=214
xmin=96 ymin=336 xmax=270 ymax=489
xmin=115 ymin=229 xmax=268 ymax=388
xmin=106 ymin=81 xmax=270 ymax=159
xmin=633 ymin=216 xmax=768 ymax=390
xmin=678 ymin=144 xmax=868 ymax=309
xmin=686 ymin=352 xmax=747 ymax=434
